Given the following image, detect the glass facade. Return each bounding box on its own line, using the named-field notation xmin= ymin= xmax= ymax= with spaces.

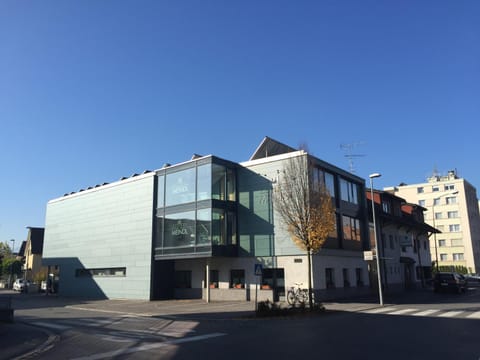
xmin=155 ymin=158 xmax=237 ymax=259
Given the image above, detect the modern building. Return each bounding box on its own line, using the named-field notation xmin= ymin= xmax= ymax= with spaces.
xmin=43 ymin=137 xmax=371 ymax=301
xmin=367 ymin=190 xmax=435 ymax=291
xmin=386 ymin=170 xmax=480 ymax=274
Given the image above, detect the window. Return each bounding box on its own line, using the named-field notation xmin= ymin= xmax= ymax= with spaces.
xmin=449 ymin=224 xmax=461 ymax=232
xmin=432 ymin=186 xmax=439 ymax=192
xmin=447 ymin=211 xmax=459 ymax=218
xmin=446 ymin=196 xmax=457 ymax=205
xmin=326 ymin=268 xmax=335 ymax=289
xmin=157 ymin=175 xmax=165 ymax=207
xmin=382 ymin=201 xmax=391 ymax=214
xmin=175 ymin=270 xmax=192 ymax=288
xmin=438 ymin=239 xmax=446 ymax=247
xmin=312 ymin=168 xmax=335 ymax=197
xmin=75 ymin=267 xmax=126 ymax=277
xmin=196 ymin=208 xmax=211 ymax=245
xmin=208 ymin=270 xmax=219 ymax=288
xmin=227 ymin=168 xmax=236 ymax=201
xmin=433 ymin=198 xmax=441 ymax=206
xmin=435 ymin=212 xmax=443 ymax=220
xmin=417 ymin=187 xmax=424 ymax=194
xmin=451 ymin=238 xmax=463 ymax=246
xmin=453 ymin=253 xmax=464 ymax=261
xmin=444 ymin=184 xmax=455 ymax=191
xmin=164 ymin=211 xmax=196 ymax=249
xmin=340 ymin=178 xmax=358 ymax=204
xmin=262 ymin=268 xmax=285 ymax=294
xmin=197 ymin=164 xmax=212 ymax=201
xmin=324 ymin=172 xmax=335 ymax=197
xmin=342 ymin=215 xmax=361 ymax=249
xmin=418 ymin=199 xmax=426 ymax=207
xmin=212 ymin=209 xmax=226 ymax=245
xmin=230 ymin=269 xmax=245 ymax=288
xmin=440 ymin=254 xmax=448 ymax=261
xmin=212 ymin=164 xmax=226 ymax=200
xmin=165 ymin=168 xmax=196 ymax=206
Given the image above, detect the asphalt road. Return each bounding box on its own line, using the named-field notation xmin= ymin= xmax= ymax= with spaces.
xmin=3 ymin=285 xmax=480 ymax=360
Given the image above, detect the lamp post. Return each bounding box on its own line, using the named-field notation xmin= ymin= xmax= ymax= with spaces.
xmin=10 ymin=239 xmax=15 ymax=255
xmin=369 ymin=173 xmax=383 ymax=306
xmin=431 ymin=191 xmax=459 ymax=273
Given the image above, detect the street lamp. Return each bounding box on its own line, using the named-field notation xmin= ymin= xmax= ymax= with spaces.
xmin=369 ymin=173 xmax=383 ymax=306
xmin=10 ymin=239 xmax=15 ymax=255
xmin=431 ymin=191 xmax=459 ymax=272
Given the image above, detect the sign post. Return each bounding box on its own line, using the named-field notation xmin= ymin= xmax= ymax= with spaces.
xmin=254 ymin=264 xmax=263 ymax=311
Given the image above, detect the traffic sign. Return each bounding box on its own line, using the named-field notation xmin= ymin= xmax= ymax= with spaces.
xmin=254 ymin=263 xmax=263 ymax=276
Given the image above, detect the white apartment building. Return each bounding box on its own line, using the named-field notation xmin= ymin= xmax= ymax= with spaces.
xmin=386 ymin=170 xmax=480 ymax=274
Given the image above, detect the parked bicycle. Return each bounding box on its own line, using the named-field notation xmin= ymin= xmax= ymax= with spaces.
xmin=286 ymin=283 xmax=309 ymax=305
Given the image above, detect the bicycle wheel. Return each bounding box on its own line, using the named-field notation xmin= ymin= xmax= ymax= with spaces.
xmin=287 ymin=290 xmax=296 ymax=305
xmin=300 ymin=289 xmax=309 ymax=304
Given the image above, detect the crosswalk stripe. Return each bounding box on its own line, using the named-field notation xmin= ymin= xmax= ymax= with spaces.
xmin=466 ymin=311 xmax=480 ymax=319
xmin=363 ymin=307 xmax=397 ymax=314
xmin=387 ymin=308 xmax=418 ymax=315
xmin=437 ymin=311 xmax=464 ymax=318
xmin=411 ymin=309 xmax=441 ymax=317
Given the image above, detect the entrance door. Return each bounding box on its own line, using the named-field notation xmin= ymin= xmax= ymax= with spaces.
xmin=151 ymin=260 xmax=175 ymax=300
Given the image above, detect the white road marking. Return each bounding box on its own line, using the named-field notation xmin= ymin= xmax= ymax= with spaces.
xmin=386 ymin=308 xmax=418 ymax=315
xmin=466 ymin=311 xmax=480 ymax=319
xmin=410 ymin=309 xmax=441 ymax=317
xmin=362 ymin=307 xmax=397 ymax=314
xmin=71 ymin=332 xmax=227 ymax=360
xmin=437 ymin=311 xmax=464 ymax=318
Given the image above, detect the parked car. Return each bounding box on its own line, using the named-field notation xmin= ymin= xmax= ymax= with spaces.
xmin=433 ymin=272 xmax=467 ymax=293
xmin=465 ymin=274 xmax=480 ymax=285
xmin=12 ymin=279 xmax=30 ymax=292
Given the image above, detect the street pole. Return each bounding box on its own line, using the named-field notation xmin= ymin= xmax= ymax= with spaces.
xmin=369 ymin=173 xmax=383 ymax=306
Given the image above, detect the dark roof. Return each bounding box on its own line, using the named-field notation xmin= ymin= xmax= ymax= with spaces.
xmin=18 ymin=241 xmax=27 ymax=257
xmin=27 ymin=227 xmax=45 ymax=255
xmin=250 ymin=136 xmax=298 ymax=160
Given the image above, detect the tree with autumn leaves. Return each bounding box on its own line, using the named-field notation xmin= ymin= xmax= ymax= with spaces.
xmin=274 ymin=154 xmax=336 ymax=309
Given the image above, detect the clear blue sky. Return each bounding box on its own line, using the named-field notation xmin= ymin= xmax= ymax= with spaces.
xmin=1 ymin=1 xmax=479 ymax=250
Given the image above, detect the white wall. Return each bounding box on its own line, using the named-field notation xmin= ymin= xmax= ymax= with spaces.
xmin=43 ymin=173 xmax=155 ymax=300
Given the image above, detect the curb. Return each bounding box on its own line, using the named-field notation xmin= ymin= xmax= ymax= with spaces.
xmin=12 ymin=322 xmax=59 ymax=360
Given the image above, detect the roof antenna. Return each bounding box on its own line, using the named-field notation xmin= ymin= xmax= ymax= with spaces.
xmin=340 ymin=141 xmax=366 ymax=173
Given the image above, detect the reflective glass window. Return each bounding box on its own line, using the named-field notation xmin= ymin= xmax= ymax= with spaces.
xmin=196 ymin=208 xmax=211 ymax=245
xmin=212 ymin=164 xmax=226 ymax=200
xmin=212 ymin=209 xmax=225 ymax=245
xmin=227 ymin=168 xmax=236 ymax=201
xmin=157 ymin=175 xmax=164 ymax=208
xmin=165 ymin=168 xmax=196 ymax=206
xmin=340 ymin=178 xmax=358 ymax=204
xmin=227 ymin=211 xmax=237 ymax=245
xmin=325 ymin=172 xmax=335 ymax=197
xmin=164 ymin=211 xmax=195 ymax=248
xmin=155 ymin=215 xmax=164 ymax=248
xmin=197 ymin=164 xmax=211 ymax=201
